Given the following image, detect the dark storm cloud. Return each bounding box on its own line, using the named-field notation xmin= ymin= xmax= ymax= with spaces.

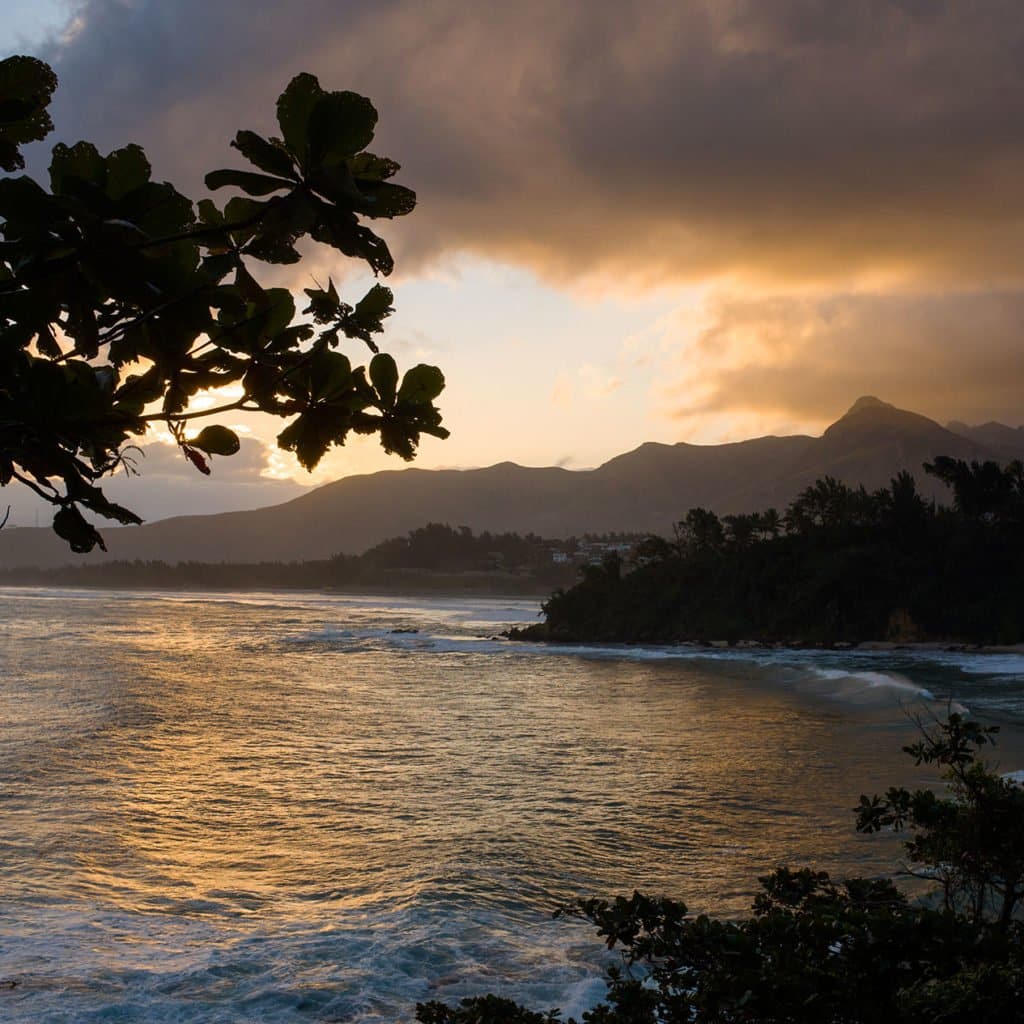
xmin=16 ymin=1 xmax=1023 ymax=434
xmin=30 ymin=0 xmax=1024 ymax=286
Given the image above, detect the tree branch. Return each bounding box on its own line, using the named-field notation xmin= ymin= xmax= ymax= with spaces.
xmin=137 ymin=399 xmax=253 ymax=424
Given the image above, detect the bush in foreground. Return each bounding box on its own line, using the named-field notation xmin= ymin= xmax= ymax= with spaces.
xmin=418 ymin=715 xmax=1024 ymax=1023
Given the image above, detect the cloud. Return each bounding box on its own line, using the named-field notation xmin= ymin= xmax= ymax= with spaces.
xmin=96 ymin=438 xmax=309 ymax=524
xmin=579 ymin=363 xmax=623 ymax=400
xmin=26 ymin=0 xmax=1024 ymax=289
xmin=9 ymin=0 xmax=1022 ymax=484
xmin=659 ymin=289 xmax=1024 ymax=435
xmin=122 ymin=437 xmax=280 ymax=482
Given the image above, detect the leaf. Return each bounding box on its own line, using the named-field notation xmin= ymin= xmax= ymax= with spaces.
xmin=277 ymin=406 xmax=353 ymax=471
xmin=231 ymin=130 xmax=297 ymax=179
xmin=257 ymin=287 xmax=298 ymax=338
xmin=183 ymin=445 xmax=211 ymax=475
xmin=341 ymin=283 xmax=394 ymax=350
xmin=197 ymin=198 xmax=225 ymax=227
xmin=0 ymin=174 xmax=53 ymax=233
xmin=65 ymin=475 xmax=143 ymax=525
xmin=349 ymin=152 xmax=400 ymax=182
xmin=309 ymin=203 xmax=394 ymax=275
xmin=276 ymin=72 xmax=324 ymax=164
xmin=236 ymin=191 xmax=312 ymax=264
xmin=34 ymin=324 xmax=62 ymax=359
xmin=49 ymin=140 xmax=106 ymax=194
xmin=205 ymin=168 xmax=294 ymax=196
xmin=53 ymin=505 xmax=106 ymax=553
xmin=105 ymin=144 xmax=151 ymax=199
xmin=312 ymin=350 xmax=352 ymax=401
xmin=358 ymin=181 xmax=416 ymax=219
xmin=189 ymin=424 xmax=241 ymax=456
xmin=353 ymin=283 xmax=393 ymax=323
xmin=303 ymin=278 xmax=344 ymax=324
xmin=369 ymin=353 xmax=398 ymax=407
xmin=308 ymin=90 xmax=377 ymax=165
xmin=223 ymin=195 xmax=265 ymax=245
xmin=397 ymin=364 xmax=445 ymax=405
xmin=121 ymin=180 xmax=196 ymax=241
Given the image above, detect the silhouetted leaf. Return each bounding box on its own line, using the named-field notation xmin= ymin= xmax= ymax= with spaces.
xmin=310 ymin=204 xmax=394 ymax=275
xmin=189 ymin=424 xmax=240 ymax=456
xmin=349 ymin=152 xmax=400 ymax=182
xmin=277 ymin=405 xmax=353 ymax=470
xmin=53 ymin=506 xmax=106 ymax=553
xmin=358 ymin=181 xmax=416 ymax=219
xmin=369 ymin=353 xmax=398 ymax=406
xmin=303 ymin=278 xmax=344 ymax=324
xmin=276 ymin=72 xmax=323 ymax=163
xmin=231 ymin=130 xmax=297 ymax=179
xmin=308 ymin=90 xmax=377 ymax=165
xmin=49 ymin=141 xmax=105 ymax=194
xmin=312 ymin=350 xmax=352 ymax=400
xmin=205 ymin=168 xmax=294 ymax=196
xmin=105 ymin=144 xmax=151 ymax=199
xmin=397 ymin=364 xmax=445 ymax=405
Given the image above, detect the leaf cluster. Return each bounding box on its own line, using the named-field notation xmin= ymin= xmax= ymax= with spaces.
xmin=0 ymin=57 xmax=448 ymax=551
xmin=857 ymin=713 xmax=1024 ymax=926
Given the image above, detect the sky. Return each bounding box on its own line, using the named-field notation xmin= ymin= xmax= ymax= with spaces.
xmin=2 ymin=0 xmax=1024 ymax=523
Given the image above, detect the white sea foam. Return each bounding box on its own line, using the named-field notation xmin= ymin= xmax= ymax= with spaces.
xmin=916 ymin=650 xmax=1024 ymax=679
xmin=285 ymin=626 xmax=971 ymax=712
xmin=807 ymin=667 xmax=934 ymax=699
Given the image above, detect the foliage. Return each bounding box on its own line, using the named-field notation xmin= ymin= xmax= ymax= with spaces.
xmin=0 ymin=56 xmax=448 ymax=552
xmin=0 ymin=56 xmax=56 ymax=172
xmin=522 ymin=462 xmax=1024 ymax=645
xmin=857 ymin=712 xmax=1024 ymax=927
xmin=418 ymin=717 xmax=1024 ymax=1023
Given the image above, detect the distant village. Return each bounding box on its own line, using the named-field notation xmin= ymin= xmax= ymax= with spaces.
xmin=545 ymin=539 xmax=635 ymax=567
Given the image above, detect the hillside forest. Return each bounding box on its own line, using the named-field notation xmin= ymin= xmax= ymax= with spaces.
xmin=515 ymin=457 xmax=1024 ymax=646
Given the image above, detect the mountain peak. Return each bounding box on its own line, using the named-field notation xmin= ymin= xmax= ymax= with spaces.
xmin=824 ymin=395 xmax=966 ymax=450
xmin=846 ymin=395 xmax=894 ymax=416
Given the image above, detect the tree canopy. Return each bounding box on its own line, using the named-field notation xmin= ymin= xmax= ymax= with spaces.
xmin=0 ymin=55 xmax=448 ymax=552
xmin=517 ymin=462 xmax=1024 ymax=646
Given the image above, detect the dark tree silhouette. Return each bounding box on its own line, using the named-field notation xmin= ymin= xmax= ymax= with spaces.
xmin=0 ymin=56 xmax=448 ymax=552
xmin=520 ymin=465 xmax=1024 ymax=645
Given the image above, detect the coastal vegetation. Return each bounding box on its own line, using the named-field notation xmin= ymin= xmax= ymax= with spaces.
xmin=0 ymin=523 xmax=640 ymax=594
xmin=0 ymin=56 xmax=446 ymax=553
xmin=419 ymin=714 xmax=1024 ymax=1023
xmin=514 ymin=459 xmax=1024 ymax=646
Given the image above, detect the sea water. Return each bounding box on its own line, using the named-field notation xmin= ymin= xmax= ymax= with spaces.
xmin=2 ymin=587 xmax=1023 ymax=1022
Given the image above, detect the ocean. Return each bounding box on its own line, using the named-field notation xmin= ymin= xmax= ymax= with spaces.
xmin=2 ymin=587 xmax=1023 ymax=1021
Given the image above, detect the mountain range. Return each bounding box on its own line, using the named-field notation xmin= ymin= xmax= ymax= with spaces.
xmin=2 ymin=396 xmax=1022 ymax=569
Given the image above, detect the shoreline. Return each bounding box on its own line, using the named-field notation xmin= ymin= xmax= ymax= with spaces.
xmin=0 ymin=577 xmax=555 ymax=599
xmin=505 ymin=626 xmax=1024 ymax=656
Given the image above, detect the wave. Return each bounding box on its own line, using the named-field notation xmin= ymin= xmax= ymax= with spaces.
xmin=267 ymin=624 xmax=966 ymax=714
xmin=793 ymin=666 xmax=956 ymax=709
xmin=0 ymin=898 xmax=606 ymax=1024
xmin=937 ymin=653 xmax=1024 ymax=679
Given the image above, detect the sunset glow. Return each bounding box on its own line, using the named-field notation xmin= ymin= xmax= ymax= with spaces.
xmin=3 ymin=2 xmax=1021 ymax=524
